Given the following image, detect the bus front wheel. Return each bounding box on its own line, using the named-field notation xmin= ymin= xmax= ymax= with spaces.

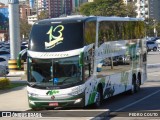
xmin=129 ymin=75 xmax=137 ymax=94
xmin=94 ymin=86 xmax=103 ymax=108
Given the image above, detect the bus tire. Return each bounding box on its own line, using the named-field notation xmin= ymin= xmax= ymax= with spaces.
xmin=135 ymin=75 xmax=141 ymax=92
xmin=94 ymin=86 xmax=103 ymax=108
xmin=129 ymin=75 xmax=136 ymax=94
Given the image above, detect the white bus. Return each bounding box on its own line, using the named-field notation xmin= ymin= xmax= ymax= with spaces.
xmin=25 ymin=16 xmax=147 ymax=109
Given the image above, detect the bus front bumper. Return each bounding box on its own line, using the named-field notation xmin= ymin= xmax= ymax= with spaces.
xmin=28 ymin=93 xmax=85 ymax=109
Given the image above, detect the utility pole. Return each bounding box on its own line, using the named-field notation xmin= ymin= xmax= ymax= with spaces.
xmin=36 ymin=0 xmax=39 ymax=20
xmin=8 ymin=0 xmax=20 ymax=59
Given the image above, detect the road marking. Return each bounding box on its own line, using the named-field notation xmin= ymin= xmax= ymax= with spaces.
xmin=114 ymin=89 xmax=160 ymax=112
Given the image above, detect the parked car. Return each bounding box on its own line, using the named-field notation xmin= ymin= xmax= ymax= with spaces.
xmin=146 ymin=41 xmax=158 ymax=52
xmin=0 ymin=57 xmax=9 ymax=74
xmin=0 ymin=65 xmax=8 ymax=76
xmin=0 ymin=57 xmax=8 ymax=66
xmin=118 ymin=55 xmax=130 ymax=65
xmin=150 ymin=37 xmax=160 ymax=42
xmin=0 ymin=51 xmax=10 ymax=60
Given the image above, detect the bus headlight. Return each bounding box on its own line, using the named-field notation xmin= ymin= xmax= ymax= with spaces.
xmin=29 ymin=100 xmax=35 ymax=105
xmin=28 ymin=92 xmax=39 ymax=97
xmin=69 ymin=85 xmax=85 ymax=96
xmin=74 ymin=98 xmax=82 ymax=104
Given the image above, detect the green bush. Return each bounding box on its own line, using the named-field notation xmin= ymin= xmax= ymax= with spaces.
xmin=0 ymin=78 xmax=10 ymax=89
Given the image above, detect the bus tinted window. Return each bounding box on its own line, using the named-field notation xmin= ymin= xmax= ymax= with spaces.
xmin=29 ymin=22 xmax=84 ymax=52
xmin=84 ymin=21 xmax=96 ymax=45
xmin=99 ymin=21 xmax=145 ymax=46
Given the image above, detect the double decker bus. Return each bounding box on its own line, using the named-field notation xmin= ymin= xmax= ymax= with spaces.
xmin=25 ymin=16 xmax=147 ymax=109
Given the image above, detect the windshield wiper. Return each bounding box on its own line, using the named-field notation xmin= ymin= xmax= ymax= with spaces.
xmin=57 ymin=77 xmax=76 ymax=85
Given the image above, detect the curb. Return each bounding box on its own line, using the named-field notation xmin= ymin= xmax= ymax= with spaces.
xmin=7 ymin=71 xmax=25 ymax=77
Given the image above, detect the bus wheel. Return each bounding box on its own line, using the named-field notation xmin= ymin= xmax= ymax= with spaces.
xmin=129 ymin=76 xmax=136 ymax=94
xmin=135 ymin=78 xmax=141 ymax=92
xmin=94 ymin=87 xmax=103 ymax=108
xmin=130 ymin=84 xmax=136 ymax=94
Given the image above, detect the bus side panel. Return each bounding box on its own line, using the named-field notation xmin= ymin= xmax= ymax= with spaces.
xmin=101 ymin=71 xmax=133 ymax=99
xmin=84 ymin=77 xmax=99 ymax=106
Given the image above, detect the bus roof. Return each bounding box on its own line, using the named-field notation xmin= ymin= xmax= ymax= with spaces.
xmin=36 ymin=16 xmax=144 ymax=24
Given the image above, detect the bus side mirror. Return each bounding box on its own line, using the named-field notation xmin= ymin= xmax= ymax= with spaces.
xmin=79 ymin=52 xmax=84 ymax=66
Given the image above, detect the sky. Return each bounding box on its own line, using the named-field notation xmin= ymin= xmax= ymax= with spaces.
xmin=0 ymin=0 xmax=25 ymax=5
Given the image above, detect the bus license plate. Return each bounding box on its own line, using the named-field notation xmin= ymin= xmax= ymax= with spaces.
xmin=49 ymin=102 xmax=58 ymax=106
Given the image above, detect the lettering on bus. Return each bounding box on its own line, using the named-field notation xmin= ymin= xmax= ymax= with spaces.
xmin=45 ymin=25 xmax=64 ymax=49
xmin=40 ymin=53 xmax=69 ymax=58
xmin=46 ymin=90 xmax=59 ymax=95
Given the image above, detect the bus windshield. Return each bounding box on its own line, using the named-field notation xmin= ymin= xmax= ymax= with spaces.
xmin=28 ymin=56 xmax=82 ymax=88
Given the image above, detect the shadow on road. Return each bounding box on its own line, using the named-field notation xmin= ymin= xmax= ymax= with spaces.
xmin=0 ymin=85 xmax=26 ymax=94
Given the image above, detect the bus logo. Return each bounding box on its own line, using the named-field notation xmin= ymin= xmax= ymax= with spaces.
xmin=45 ymin=25 xmax=64 ymax=49
xmin=46 ymin=90 xmax=59 ymax=95
xmin=51 ymin=95 xmax=55 ymax=100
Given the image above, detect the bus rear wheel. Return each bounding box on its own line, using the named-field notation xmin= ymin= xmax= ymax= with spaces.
xmin=129 ymin=76 xmax=137 ymax=94
xmin=129 ymin=75 xmax=141 ymax=94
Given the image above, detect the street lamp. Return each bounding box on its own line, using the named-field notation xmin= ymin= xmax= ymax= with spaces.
xmin=153 ymin=19 xmax=157 ymax=37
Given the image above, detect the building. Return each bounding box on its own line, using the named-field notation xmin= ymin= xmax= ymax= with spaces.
xmin=29 ymin=0 xmax=35 ymax=9
xmin=47 ymin=0 xmax=91 ymax=18
xmin=0 ymin=2 xmax=8 ymax=41
xmin=0 ymin=30 xmax=8 ymax=41
xmin=28 ymin=14 xmax=38 ymax=25
xmin=48 ymin=0 xmax=72 ymax=18
xmin=19 ymin=4 xmax=32 ymax=20
xmin=37 ymin=0 xmax=48 ymax=11
xmin=123 ymin=0 xmax=149 ymax=19
xmin=0 ymin=2 xmax=5 ymax=6
xmin=124 ymin=0 xmax=160 ymax=21
xmin=148 ymin=0 xmax=160 ymax=21
xmin=135 ymin=0 xmax=149 ymax=19
xmin=0 ymin=3 xmax=8 ymax=19
xmin=0 ymin=0 xmax=26 ymax=5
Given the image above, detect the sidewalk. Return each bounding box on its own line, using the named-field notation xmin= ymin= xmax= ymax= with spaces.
xmin=0 ymin=86 xmax=30 ymax=111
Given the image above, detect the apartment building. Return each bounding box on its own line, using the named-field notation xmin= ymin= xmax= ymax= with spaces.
xmin=48 ymin=0 xmax=72 ymax=18
xmin=124 ymin=0 xmax=160 ymax=21
xmin=28 ymin=14 xmax=38 ymax=25
xmin=123 ymin=0 xmax=149 ymax=19
xmin=19 ymin=4 xmax=32 ymax=20
xmin=37 ymin=0 xmax=48 ymax=11
xmin=148 ymin=0 xmax=160 ymax=21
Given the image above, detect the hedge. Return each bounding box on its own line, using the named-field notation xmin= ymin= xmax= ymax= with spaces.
xmin=0 ymin=78 xmax=10 ymax=89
